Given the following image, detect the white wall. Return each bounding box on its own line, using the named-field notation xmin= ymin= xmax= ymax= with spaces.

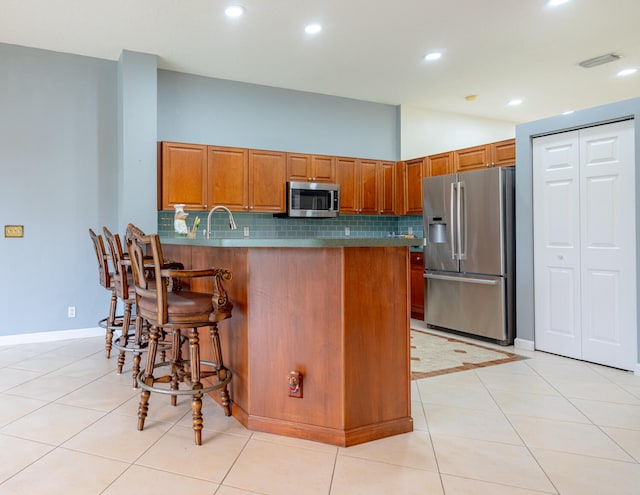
xmin=400 ymin=105 xmax=516 ymax=160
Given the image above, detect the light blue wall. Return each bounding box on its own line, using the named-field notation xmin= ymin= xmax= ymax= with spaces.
xmin=157 ymin=70 xmax=400 ymax=161
xmin=0 ymin=43 xmax=118 ymax=334
xmin=515 ymin=98 xmax=640 ymax=359
xmin=118 ymin=50 xmax=158 ymax=234
xmin=0 ymin=43 xmax=403 ymax=338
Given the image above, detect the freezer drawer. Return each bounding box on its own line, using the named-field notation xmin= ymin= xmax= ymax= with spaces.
xmin=425 ymin=272 xmax=511 ymax=343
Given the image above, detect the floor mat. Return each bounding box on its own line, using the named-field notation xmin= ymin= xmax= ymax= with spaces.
xmin=410 ymin=329 xmax=526 ymax=380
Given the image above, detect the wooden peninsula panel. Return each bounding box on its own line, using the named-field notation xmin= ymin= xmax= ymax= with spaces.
xmin=162 ymin=242 xmax=413 ymax=446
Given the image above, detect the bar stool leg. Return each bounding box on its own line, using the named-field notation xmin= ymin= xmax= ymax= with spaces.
xmin=116 ymin=301 xmax=133 ymax=374
xmin=170 ymin=330 xmax=182 ymax=407
xmin=131 ymin=315 xmax=144 ymax=388
xmin=105 ymin=292 xmax=117 ymax=358
xmin=138 ymin=324 xmax=160 ymax=431
xmin=209 ymin=323 xmax=231 ymax=416
xmin=188 ymin=327 xmax=204 ymax=445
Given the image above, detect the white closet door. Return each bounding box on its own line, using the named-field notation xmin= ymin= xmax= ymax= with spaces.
xmin=533 ymin=119 xmax=637 ymax=370
xmin=580 ymin=120 xmax=636 ymax=370
xmin=533 ymin=131 xmax=582 ymax=359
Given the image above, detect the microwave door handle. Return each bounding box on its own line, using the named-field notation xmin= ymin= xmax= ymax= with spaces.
xmin=450 ymin=181 xmax=456 ymax=260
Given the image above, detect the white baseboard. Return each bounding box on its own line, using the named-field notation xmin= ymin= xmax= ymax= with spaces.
xmin=0 ymin=327 xmax=104 ymax=346
xmin=514 ymin=338 xmax=535 ymax=352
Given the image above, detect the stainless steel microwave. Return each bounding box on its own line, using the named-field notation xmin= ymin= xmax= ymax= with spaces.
xmin=285 ymin=181 xmax=340 ymax=218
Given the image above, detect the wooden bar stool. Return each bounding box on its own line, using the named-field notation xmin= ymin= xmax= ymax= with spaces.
xmin=89 ymin=228 xmax=123 ymax=359
xmin=126 ymin=227 xmax=233 ymax=445
xmin=102 ymin=227 xmax=144 ymax=387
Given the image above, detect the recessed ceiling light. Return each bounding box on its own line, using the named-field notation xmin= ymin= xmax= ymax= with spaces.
xmin=617 ymin=68 xmax=638 ymax=77
xmin=424 ymin=52 xmax=442 ymax=61
xmin=305 ymin=24 xmax=322 ymax=34
xmin=547 ymin=0 xmax=570 ymax=6
xmin=508 ymin=99 xmax=523 ymax=106
xmin=225 ymin=5 xmax=245 ymax=18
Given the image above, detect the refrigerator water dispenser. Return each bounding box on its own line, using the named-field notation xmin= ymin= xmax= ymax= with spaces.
xmin=427 ymin=218 xmax=447 ymax=244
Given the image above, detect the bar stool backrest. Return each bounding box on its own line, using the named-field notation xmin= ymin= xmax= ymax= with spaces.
xmin=89 ymin=228 xmax=112 ymax=290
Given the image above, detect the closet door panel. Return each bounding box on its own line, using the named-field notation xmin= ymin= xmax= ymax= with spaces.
xmin=580 ymin=120 xmax=636 ymax=369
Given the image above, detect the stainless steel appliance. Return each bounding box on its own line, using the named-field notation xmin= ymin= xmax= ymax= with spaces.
xmin=283 ymin=181 xmax=340 ymax=218
xmin=422 ymin=167 xmax=515 ymax=344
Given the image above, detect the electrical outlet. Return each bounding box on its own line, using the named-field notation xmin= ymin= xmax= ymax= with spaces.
xmin=345 ymin=226 xmax=350 ymax=236
xmin=288 ymin=371 xmax=303 ymax=398
xmin=4 ymin=225 xmax=24 ymax=238
xmin=243 ymin=226 xmax=250 ymax=237
xmin=67 ymin=306 xmax=76 ymax=318
xmin=408 ymin=226 xmax=413 ymax=235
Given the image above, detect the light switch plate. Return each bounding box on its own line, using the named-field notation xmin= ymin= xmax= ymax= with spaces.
xmin=4 ymin=225 xmax=24 ymax=238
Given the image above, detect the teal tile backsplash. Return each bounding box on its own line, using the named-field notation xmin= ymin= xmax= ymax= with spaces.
xmin=158 ymin=211 xmax=423 ymax=240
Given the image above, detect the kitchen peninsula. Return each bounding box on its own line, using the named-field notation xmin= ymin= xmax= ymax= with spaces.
xmin=161 ymin=236 xmax=421 ymax=446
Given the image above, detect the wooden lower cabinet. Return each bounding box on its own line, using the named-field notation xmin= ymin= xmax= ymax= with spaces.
xmin=163 ymin=244 xmax=413 ymax=446
xmin=410 ymin=251 xmax=425 ymax=319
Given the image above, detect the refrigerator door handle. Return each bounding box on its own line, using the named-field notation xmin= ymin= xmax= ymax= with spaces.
xmin=424 ymin=273 xmax=499 ymax=285
xmin=450 ymin=181 xmax=456 ymax=260
xmin=458 ymin=181 xmax=466 ymax=260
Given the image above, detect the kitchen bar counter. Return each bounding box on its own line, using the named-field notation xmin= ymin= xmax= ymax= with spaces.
xmin=162 ymin=234 xmax=423 ymax=249
xmin=161 ymin=237 xmax=416 ymax=446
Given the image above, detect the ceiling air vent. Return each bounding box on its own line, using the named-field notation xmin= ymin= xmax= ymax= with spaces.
xmin=578 ymin=53 xmax=620 ymax=68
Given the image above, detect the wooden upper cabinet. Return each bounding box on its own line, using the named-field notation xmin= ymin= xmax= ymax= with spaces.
xmin=425 ymin=152 xmax=453 ymax=177
xmin=336 ymin=158 xmax=389 ymax=215
xmin=359 ymin=159 xmax=379 ymax=215
xmin=160 ymin=142 xmax=208 ymax=210
xmin=454 ymin=144 xmax=491 ymax=173
xmin=491 ymin=138 xmax=516 ymax=167
xmin=287 ymin=153 xmax=336 ymax=183
xmin=207 ymin=146 xmax=285 ymax=213
xmin=379 ymin=161 xmax=396 ymax=215
xmin=248 ymin=149 xmax=286 ymax=212
xmin=454 ymin=138 xmax=516 ymax=172
xmin=405 ymin=157 xmax=425 ymax=215
xmin=336 ymin=157 xmax=358 ymax=214
xmin=207 ymin=146 xmax=249 ymax=211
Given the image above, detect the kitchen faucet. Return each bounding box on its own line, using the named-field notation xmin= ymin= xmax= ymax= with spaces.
xmin=206 ymin=205 xmax=237 ymax=239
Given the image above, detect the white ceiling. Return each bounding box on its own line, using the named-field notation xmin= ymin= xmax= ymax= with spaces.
xmin=2 ymin=0 xmax=639 ymax=123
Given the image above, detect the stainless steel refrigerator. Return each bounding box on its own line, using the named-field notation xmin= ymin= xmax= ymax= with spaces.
xmin=422 ymin=167 xmax=515 ymax=345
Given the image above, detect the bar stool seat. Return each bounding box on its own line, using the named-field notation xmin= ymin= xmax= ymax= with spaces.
xmin=127 ymin=226 xmax=233 ymax=445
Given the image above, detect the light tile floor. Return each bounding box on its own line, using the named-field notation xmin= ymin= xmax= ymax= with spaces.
xmin=0 ymin=324 xmax=639 ymax=494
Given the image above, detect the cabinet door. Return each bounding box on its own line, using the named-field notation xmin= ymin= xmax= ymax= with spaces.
xmin=379 ymin=161 xmax=396 ymax=215
xmin=426 ymin=152 xmax=453 ymax=177
xmin=160 ymin=142 xmax=208 ymax=210
xmin=286 ymin=153 xmax=336 ymax=182
xmin=410 ymin=252 xmax=425 ymax=319
xmin=336 ymin=157 xmax=358 ymax=214
xmin=454 ymin=145 xmax=491 ymax=172
xmin=249 ymin=149 xmax=286 ymax=212
xmin=208 ymin=146 xmax=249 ymax=211
xmin=491 ymin=138 xmax=516 ymax=167
xmin=312 ymin=155 xmax=336 ymax=183
xmin=286 ymin=153 xmax=311 ymax=182
xmin=358 ymin=159 xmax=379 ymax=215
xmin=405 ymin=158 xmax=424 ymax=215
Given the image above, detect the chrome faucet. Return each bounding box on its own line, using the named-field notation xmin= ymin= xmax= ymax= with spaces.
xmin=206 ymin=205 xmax=237 ymax=239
